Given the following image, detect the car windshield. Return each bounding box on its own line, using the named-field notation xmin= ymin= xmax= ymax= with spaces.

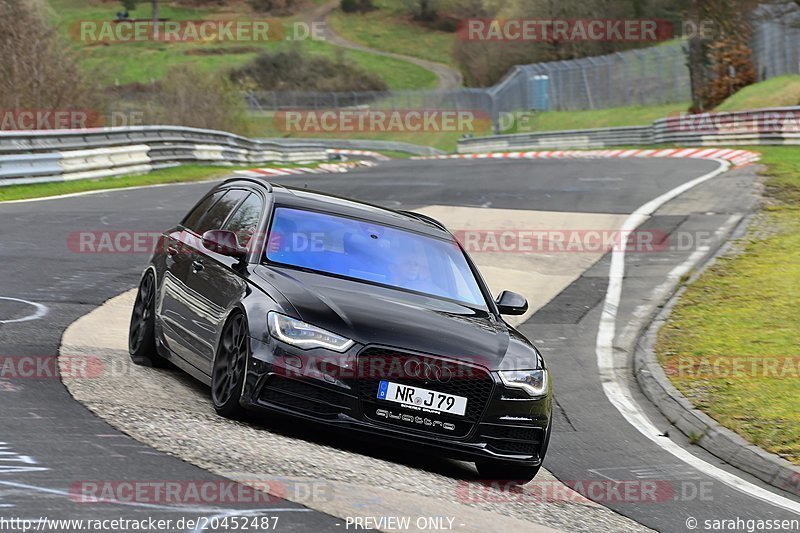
xmin=265 ymin=207 xmax=486 ymax=307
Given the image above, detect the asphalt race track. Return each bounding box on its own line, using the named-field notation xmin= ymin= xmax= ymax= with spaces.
xmin=1 ymin=157 xmax=799 ymax=532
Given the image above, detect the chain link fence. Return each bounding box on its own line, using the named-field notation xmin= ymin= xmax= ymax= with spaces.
xmin=244 ymin=4 xmax=800 ymax=127
xmin=752 ymin=2 xmax=800 ymax=80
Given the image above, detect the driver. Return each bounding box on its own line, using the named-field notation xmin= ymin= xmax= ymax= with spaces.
xmin=389 ymin=250 xmax=440 ymax=294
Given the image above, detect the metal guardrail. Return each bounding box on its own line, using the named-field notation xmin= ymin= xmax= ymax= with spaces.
xmin=652 ymin=106 xmax=800 ymax=145
xmin=263 ymin=138 xmax=443 ymax=157
xmin=0 ymin=126 xmax=443 ymax=186
xmin=4 ymin=107 xmax=792 ymax=185
xmin=0 ymin=153 xmax=64 ymax=183
xmin=458 ymin=125 xmax=653 ymax=152
xmin=458 ymin=107 xmax=800 ymax=153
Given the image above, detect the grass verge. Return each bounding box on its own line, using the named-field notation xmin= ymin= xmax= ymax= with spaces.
xmin=48 ymin=0 xmax=437 ymax=90
xmin=502 ymin=103 xmax=690 ymax=133
xmin=0 ymin=164 xmax=253 ymax=202
xmin=715 ymin=75 xmax=800 ymax=111
xmin=655 ymin=146 xmax=800 ymax=465
xmin=329 ymin=2 xmax=456 ymax=66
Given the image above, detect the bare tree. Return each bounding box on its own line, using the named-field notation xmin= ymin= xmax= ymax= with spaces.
xmin=0 ymin=0 xmax=99 ymax=111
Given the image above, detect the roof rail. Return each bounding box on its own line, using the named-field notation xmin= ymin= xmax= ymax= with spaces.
xmin=398 ymin=210 xmax=448 ymax=231
xmin=222 ymin=176 xmax=274 ymax=192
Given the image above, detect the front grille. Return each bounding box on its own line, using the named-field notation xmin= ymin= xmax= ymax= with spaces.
xmin=357 ymin=347 xmax=494 ymax=437
xmin=479 ymin=423 xmax=544 ymax=457
xmin=259 ymin=375 xmax=348 ymax=418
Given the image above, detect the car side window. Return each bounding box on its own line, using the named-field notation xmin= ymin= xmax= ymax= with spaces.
xmin=222 ymin=193 xmax=264 ymax=249
xmin=194 ymin=189 xmax=248 ymax=235
xmin=182 ymin=191 xmax=224 ymax=232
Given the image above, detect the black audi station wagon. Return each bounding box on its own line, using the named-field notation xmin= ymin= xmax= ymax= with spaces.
xmin=129 ymin=178 xmax=552 ymax=482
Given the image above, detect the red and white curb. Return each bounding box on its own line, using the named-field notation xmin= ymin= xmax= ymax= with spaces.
xmin=327 ymin=149 xmax=391 ymax=161
xmin=413 ymin=148 xmax=760 ymax=168
xmin=233 ymin=160 xmax=377 ymax=178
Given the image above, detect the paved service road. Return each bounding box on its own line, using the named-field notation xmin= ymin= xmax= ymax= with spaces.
xmin=0 ymin=183 xmax=344 ymax=531
xmin=1 ymin=158 xmax=798 ymax=532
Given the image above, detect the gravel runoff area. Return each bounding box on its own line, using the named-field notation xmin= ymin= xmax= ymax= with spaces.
xmin=60 ymin=290 xmax=652 ymax=533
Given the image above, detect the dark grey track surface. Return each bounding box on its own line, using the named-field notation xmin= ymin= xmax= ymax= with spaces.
xmin=1 ymin=158 xmax=797 ymax=532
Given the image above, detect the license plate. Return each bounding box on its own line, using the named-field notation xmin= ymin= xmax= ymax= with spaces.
xmin=377 ymin=380 xmax=467 ymax=416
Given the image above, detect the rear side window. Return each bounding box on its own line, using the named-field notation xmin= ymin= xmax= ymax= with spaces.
xmin=223 ymin=193 xmax=264 ymax=249
xmin=194 ymin=189 xmax=248 ymax=235
xmin=182 ymin=191 xmax=224 ymax=232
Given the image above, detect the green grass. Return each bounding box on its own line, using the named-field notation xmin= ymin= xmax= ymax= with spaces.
xmin=372 ymin=150 xmax=415 ymax=159
xmin=0 ymin=164 xmax=253 ymax=202
xmin=329 ymin=1 xmax=456 ymax=66
xmin=716 ymin=75 xmax=800 ymax=111
xmin=501 ymin=103 xmax=690 ymax=133
xmin=78 ymin=38 xmax=437 ymax=90
xmin=47 ymin=0 xmax=437 ymax=90
xmin=656 ymin=146 xmax=800 ymax=465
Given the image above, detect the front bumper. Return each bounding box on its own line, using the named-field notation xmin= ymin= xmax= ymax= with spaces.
xmin=242 ymin=337 xmax=552 ymax=465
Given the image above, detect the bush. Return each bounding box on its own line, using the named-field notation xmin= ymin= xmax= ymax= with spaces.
xmin=453 ymin=41 xmax=545 ymax=87
xmin=704 ymin=39 xmax=757 ymax=109
xmin=145 ymin=66 xmax=251 ymax=135
xmin=246 ymin=0 xmax=308 ymax=15
xmin=0 ymin=0 xmax=100 ymax=111
xmin=340 ymin=0 xmax=358 ymax=13
xmin=230 ymin=48 xmax=388 ymax=92
xmin=341 ymin=0 xmax=375 ymax=14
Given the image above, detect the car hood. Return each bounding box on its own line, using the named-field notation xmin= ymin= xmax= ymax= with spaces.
xmin=254 ymin=265 xmax=540 ymax=371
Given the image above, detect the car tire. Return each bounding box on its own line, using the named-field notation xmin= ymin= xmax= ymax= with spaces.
xmin=475 ymin=461 xmax=541 ymax=484
xmin=211 ymin=312 xmax=249 ymax=420
xmin=129 ymin=271 xmax=167 ymax=367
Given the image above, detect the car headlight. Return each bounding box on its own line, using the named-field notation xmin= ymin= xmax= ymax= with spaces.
xmin=499 ymin=369 xmax=549 ymax=397
xmin=268 ymin=312 xmax=354 ymax=352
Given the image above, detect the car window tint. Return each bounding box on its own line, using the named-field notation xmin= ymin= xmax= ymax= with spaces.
xmin=182 ymin=191 xmax=224 ymax=232
xmin=195 ymin=189 xmax=248 ymax=235
xmin=223 ymin=193 xmax=264 ymax=249
xmin=265 ymin=207 xmax=486 ymax=307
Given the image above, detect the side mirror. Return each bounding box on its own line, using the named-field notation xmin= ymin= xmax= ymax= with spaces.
xmin=496 ymin=290 xmax=528 ymax=315
xmin=202 ymin=230 xmax=247 ymax=259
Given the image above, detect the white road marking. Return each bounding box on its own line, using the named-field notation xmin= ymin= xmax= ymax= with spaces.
xmin=0 ymin=297 xmax=48 ymax=324
xmin=596 ymin=159 xmax=800 ymax=515
xmin=0 ymin=444 xmax=48 ymax=474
